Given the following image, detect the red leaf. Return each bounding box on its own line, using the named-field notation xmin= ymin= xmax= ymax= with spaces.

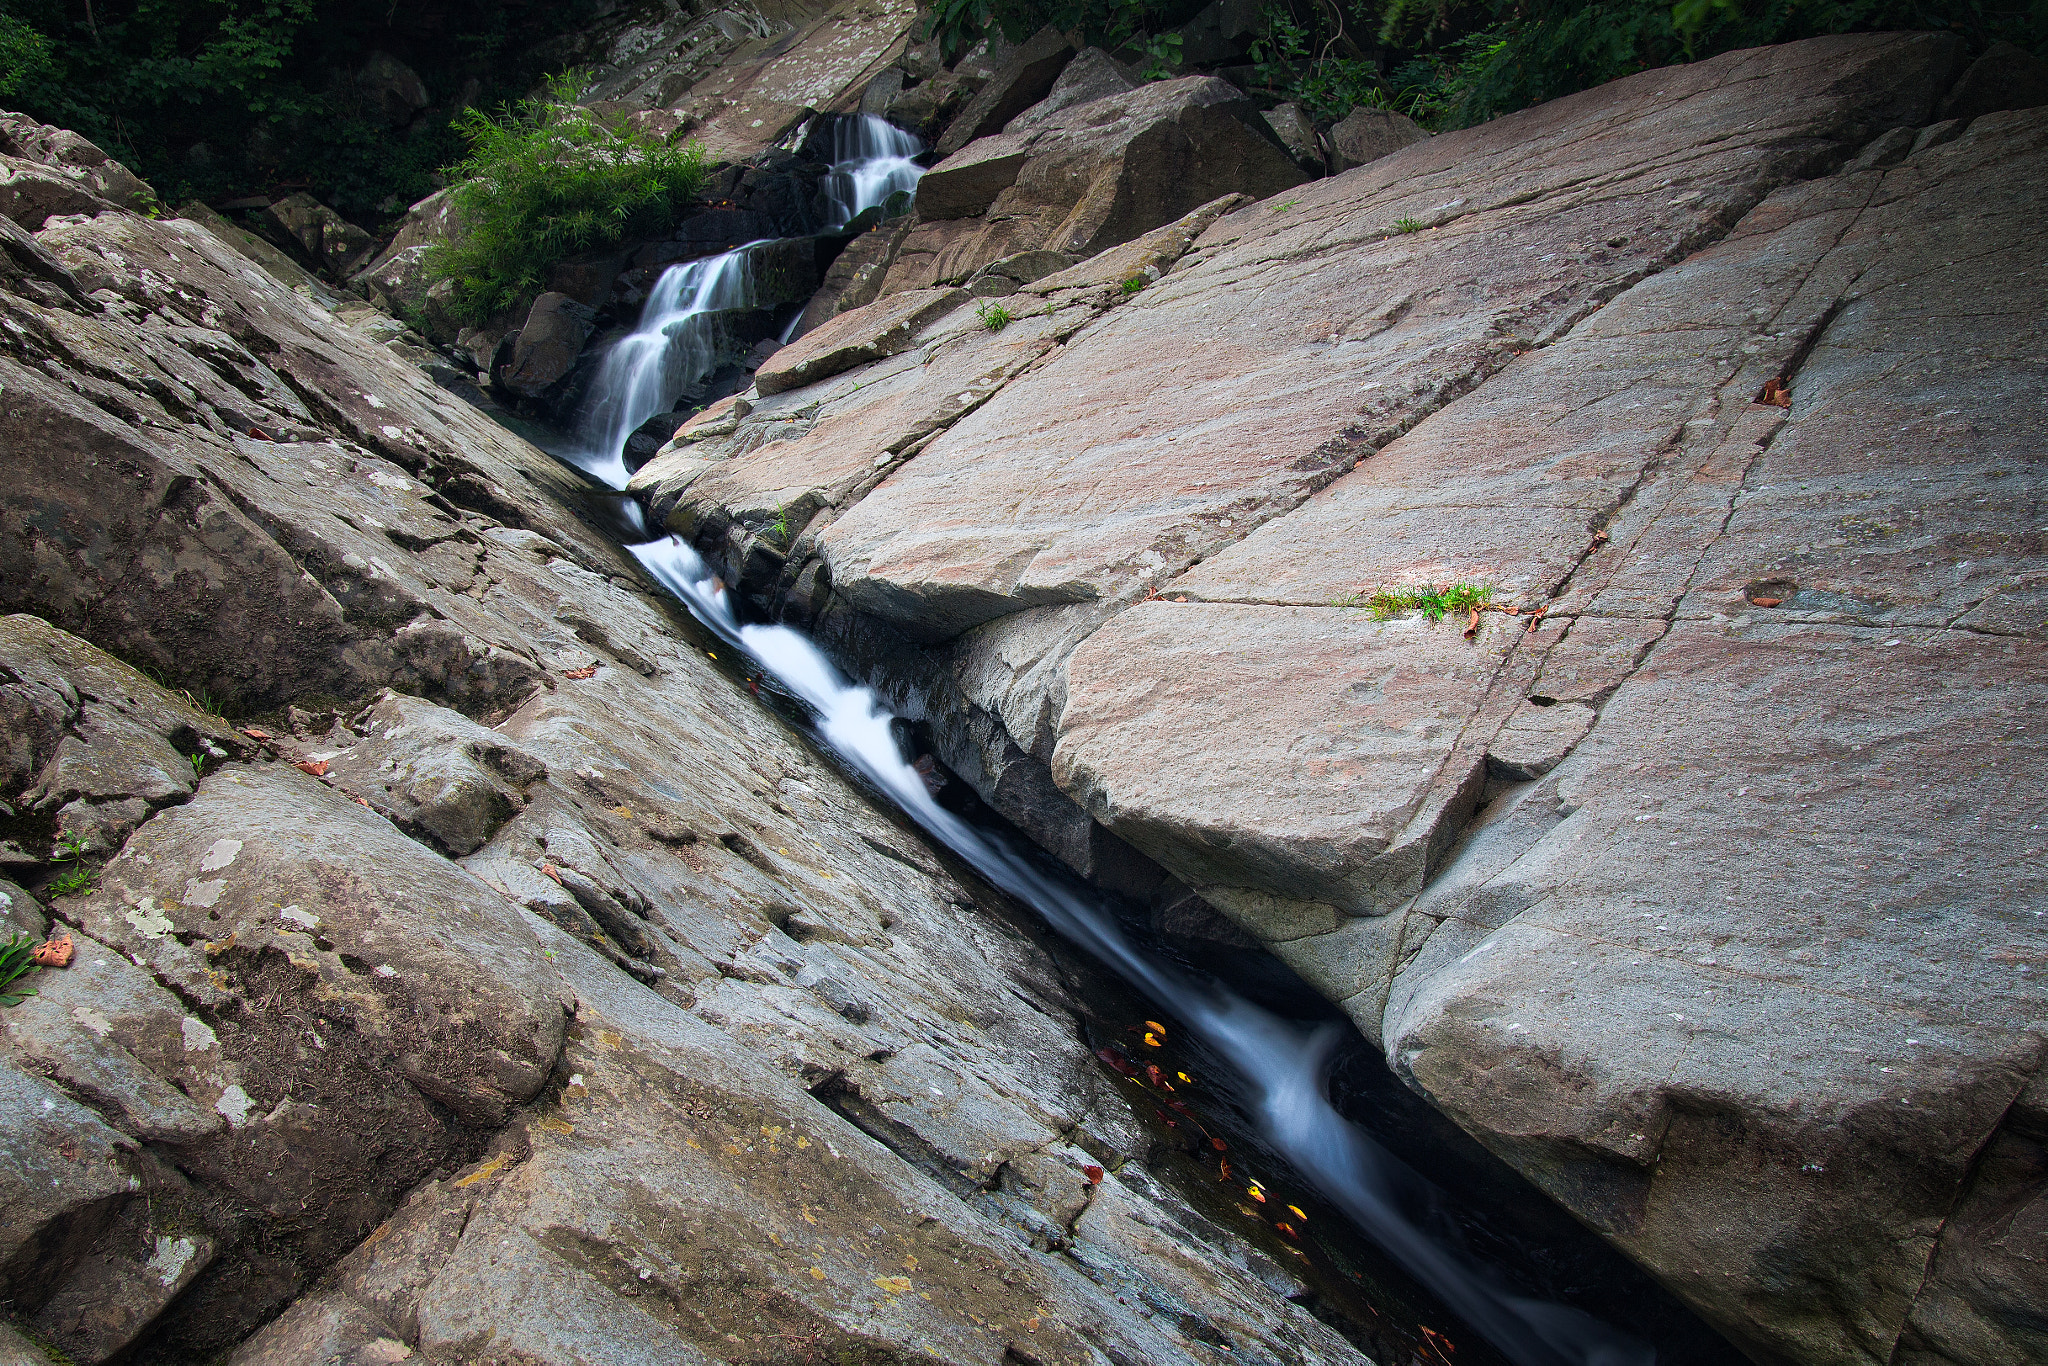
xmin=1210 ymin=1137 xmax=1228 ymax=1152
xmin=240 ymin=727 xmax=272 ymax=741
xmin=563 ymin=665 xmax=599 ymax=680
xmin=1759 ymin=377 xmax=1791 ymax=408
xmin=294 ymin=759 xmax=329 ymax=777
xmin=32 ymin=933 xmax=73 ymax=967
xmin=1081 ymin=1165 xmax=1104 ymax=1186
xmin=1094 ymin=1046 xmax=1137 ymax=1078
xmin=540 ymin=863 xmax=564 ymax=886
xmin=1751 ymin=596 xmax=1783 ymax=608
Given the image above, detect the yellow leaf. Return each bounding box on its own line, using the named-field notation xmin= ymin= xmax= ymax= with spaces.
xmin=874 ymin=1276 xmax=912 ymax=1295
xmin=809 ymin=1266 xmax=826 ymax=1281
xmin=1144 ymin=1020 xmax=1167 ymax=1034
xmin=453 ymin=1153 xmax=512 ymax=1188
xmin=901 ymin=1254 xmax=919 ymax=1271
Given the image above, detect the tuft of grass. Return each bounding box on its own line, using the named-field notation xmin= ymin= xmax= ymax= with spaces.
xmin=0 ymin=932 xmax=40 ymax=1007
xmin=1340 ymin=582 xmax=1494 ymax=622
xmin=46 ymin=833 xmax=97 ymax=898
xmin=1392 ymin=216 xmax=1427 ymax=234
xmin=975 ymin=300 xmax=1013 ymax=332
xmin=1120 ymin=276 xmax=1148 ymax=297
xmin=427 ymin=73 xmax=709 ymax=327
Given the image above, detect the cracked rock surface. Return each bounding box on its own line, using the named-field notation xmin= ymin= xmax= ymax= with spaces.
xmin=654 ymin=32 xmax=2047 ymax=1366
xmin=0 ymin=115 xmax=1369 ymax=1366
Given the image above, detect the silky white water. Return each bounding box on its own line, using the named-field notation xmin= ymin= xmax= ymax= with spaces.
xmin=565 ymin=115 xmax=928 ymax=489
xmin=820 ymin=114 xmax=925 ymax=226
xmin=628 ymin=535 xmax=1652 ymax=1366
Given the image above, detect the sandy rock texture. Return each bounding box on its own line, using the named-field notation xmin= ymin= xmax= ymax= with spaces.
xmin=0 ymin=114 xmax=1369 ymax=1366
xmin=655 ymin=33 xmax=2047 ymax=1365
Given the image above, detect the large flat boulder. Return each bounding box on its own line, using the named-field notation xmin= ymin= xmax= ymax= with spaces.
xmin=824 ymin=34 xmax=1963 ymax=641
xmin=1051 ymin=83 xmax=2048 ymax=1366
xmin=900 ymin=73 xmax=1304 ymax=291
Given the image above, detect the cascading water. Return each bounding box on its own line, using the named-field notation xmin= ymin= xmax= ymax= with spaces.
xmin=819 ymin=114 xmax=925 ymax=226
xmin=552 ymin=113 xmax=1650 ymax=1366
xmin=567 ymin=115 xmax=928 ymax=488
xmin=628 ymin=536 xmax=1654 ymax=1366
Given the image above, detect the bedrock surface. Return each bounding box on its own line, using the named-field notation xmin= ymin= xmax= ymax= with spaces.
xmin=660 ymin=34 xmax=2047 ymax=1366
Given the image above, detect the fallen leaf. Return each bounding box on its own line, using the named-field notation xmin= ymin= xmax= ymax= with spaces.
xmin=1463 ymin=608 xmax=1481 ymax=640
xmin=1143 ymin=1019 xmax=1167 ymax=1034
xmin=33 ymin=934 xmax=73 ymax=967
xmin=1081 ymin=1164 xmax=1104 ymax=1185
xmin=354 ymin=797 xmax=370 ymax=807
xmin=873 ymin=1276 xmax=912 ymax=1295
xmin=240 ymin=727 xmax=272 ymax=741
xmin=1211 ymin=1137 xmax=1228 ymax=1152
xmin=540 ymin=863 xmax=564 ymax=886
xmin=1094 ymin=1046 xmax=1137 ymax=1078
xmin=1275 ymin=1221 xmax=1298 ymax=1239
xmin=1247 ymin=1185 xmax=1266 ymax=1203
xmin=1592 ymin=528 xmax=1610 ymax=545
xmin=1751 ymin=596 xmax=1783 ymax=608
xmin=1760 ymin=377 xmax=1791 ymax=408
xmin=1141 ymin=1031 xmax=1162 ymax=1047
xmin=1287 ymin=1204 xmax=1307 ymax=1221
xmin=563 ymin=665 xmax=599 ymax=680
xmin=809 ymin=1266 xmax=826 ymax=1281
xmin=1218 ymin=1157 xmax=1233 ymax=1182
xmin=294 ymin=758 xmax=329 ymax=777
xmin=247 ymin=426 xmax=271 ymax=441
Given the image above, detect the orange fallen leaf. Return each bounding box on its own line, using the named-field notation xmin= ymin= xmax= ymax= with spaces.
xmin=540 ymin=863 xmax=564 ymax=886
xmin=1463 ymin=608 xmax=1480 ymax=640
xmin=1143 ymin=1019 xmax=1166 ymax=1034
xmin=1275 ymin=1221 xmax=1298 ymax=1239
xmin=1081 ymin=1164 xmax=1104 ymax=1185
xmin=33 ymin=934 xmax=73 ymax=967
xmin=294 ymin=758 xmax=329 ymax=777
xmin=563 ymin=665 xmax=599 ymax=680
xmin=355 ymin=797 xmax=370 ymax=807
xmin=1760 ymin=377 xmax=1791 ymax=408
xmin=1218 ymin=1157 xmax=1233 ymax=1182
xmin=1751 ymin=596 xmax=1783 ymax=608
xmin=1247 ymin=1185 xmax=1266 ymax=1203
xmin=1141 ymin=1032 xmax=1162 ymax=1048
xmin=1591 ymin=528 xmax=1610 ymax=545
xmin=240 ymin=727 xmax=272 ymax=741
xmin=1211 ymin=1136 xmax=1228 ymax=1151
xmin=1287 ymin=1204 xmax=1307 ymax=1221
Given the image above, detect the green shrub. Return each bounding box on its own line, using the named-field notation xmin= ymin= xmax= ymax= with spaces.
xmin=0 ymin=932 xmax=41 ymax=1007
xmin=975 ymin=300 xmax=1014 ymax=330
xmin=427 ymin=75 xmax=709 ymax=326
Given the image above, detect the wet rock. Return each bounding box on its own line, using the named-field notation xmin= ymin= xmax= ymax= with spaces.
xmin=499 ymin=292 xmax=598 ymax=398
xmin=1324 ymin=106 xmax=1429 ymax=172
xmin=787 ymin=213 xmax=916 ymax=339
xmin=1004 ymin=46 xmax=1140 ymax=130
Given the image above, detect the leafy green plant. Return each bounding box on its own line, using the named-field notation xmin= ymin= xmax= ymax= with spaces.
xmin=1120 ymin=276 xmax=1148 ymax=296
xmin=770 ymin=503 xmax=791 ymax=543
xmin=975 ymin=299 xmax=1014 ymax=331
xmin=0 ymin=933 xmax=40 ymax=1007
xmin=425 ymin=73 xmax=709 ymax=325
xmin=1139 ymin=31 xmax=1185 ymax=79
xmin=1392 ymin=215 xmax=1426 ymax=233
xmin=1342 ymin=582 xmax=1494 ymax=621
xmin=46 ymin=833 xmax=97 ymax=899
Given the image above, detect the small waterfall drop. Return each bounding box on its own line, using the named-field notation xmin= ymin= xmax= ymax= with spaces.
xmin=820 ymin=114 xmax=925 ymax=226
xmin=566 ymin=114 xmax=926 ymax=489
xmin=628 ymin=535 xmax=1654 ymax=1366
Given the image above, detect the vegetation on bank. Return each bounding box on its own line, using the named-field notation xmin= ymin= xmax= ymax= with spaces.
xmin=0 ymin=0 xmax=601 ymax=222
xmin=928 ymin=0 xmax=2045 ymax=128
xmin=426 ymin=76 xmax=709 ymax=325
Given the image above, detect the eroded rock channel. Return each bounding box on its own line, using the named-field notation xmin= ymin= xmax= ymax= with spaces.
xmin=0 ymin=18 xmax=2042 ymax=1366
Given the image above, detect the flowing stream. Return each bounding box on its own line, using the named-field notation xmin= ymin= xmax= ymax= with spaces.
xmin=563 ymin=114 xmax=929 ymax=489
xmin=564 ymin=114 xmax=1653 ymax=1366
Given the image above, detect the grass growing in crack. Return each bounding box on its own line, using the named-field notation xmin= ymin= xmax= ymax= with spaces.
xmin=46 ymin=833 xmax=97 ymax=898
xmin=975 ymin=300 xmax=1013 ymax=332
xmin=1392 ymin=216 xmax=1427 ymax=234
xmin=1120 ymin=276 xmax=1148 ymax=296
xmin=0 ymin=933 xmax=41 ymax=1007
xmin=1338 ymin=582 xmax=1494 ymax=622
xmin=770 ymin=503 xmax=791 ymax=544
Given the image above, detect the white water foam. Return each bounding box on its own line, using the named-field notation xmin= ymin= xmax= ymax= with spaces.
xmin=567 ymin=114 xmax=928 ymax=488
xmin=628 ymin=534 xmax=1653 ymax=1366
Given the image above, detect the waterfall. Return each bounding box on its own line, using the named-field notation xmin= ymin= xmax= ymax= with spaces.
xmin=820 ymin=114 xmax=925 ymax=227
xmin=627 ymin=535 xmax=1654 ymax=1366
xmin=566 ymin=115 xmax=927 ymax=489
xmin=567 ymin=248 xmax=763 ymax=489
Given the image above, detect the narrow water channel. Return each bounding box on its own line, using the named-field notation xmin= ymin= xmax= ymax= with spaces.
xmin=553 ymin=115 xmax=1664 ymax=1366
